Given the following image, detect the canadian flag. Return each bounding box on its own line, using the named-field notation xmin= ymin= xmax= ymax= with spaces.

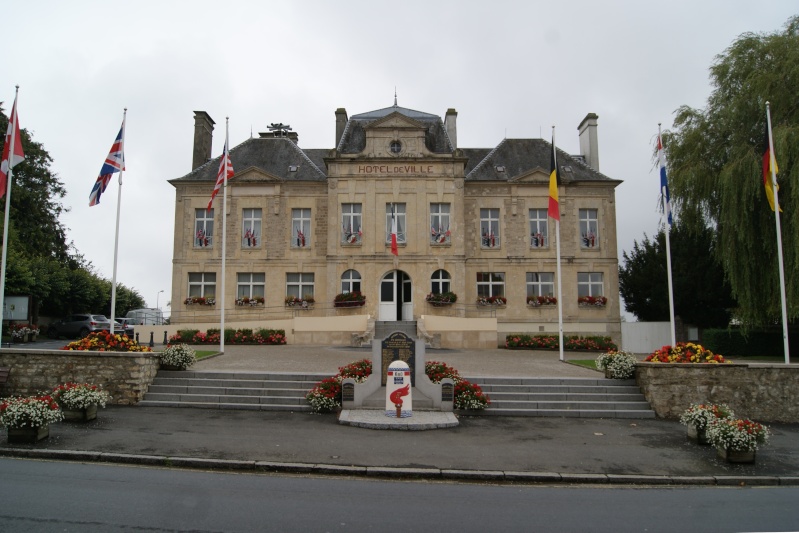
xmin=0 ymin=93 xmax=25 ymax=199
xmin=390 ymin=204 xmax=398 ymax=256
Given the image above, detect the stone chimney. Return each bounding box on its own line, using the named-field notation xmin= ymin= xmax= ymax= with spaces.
xmin=444 ymin=108 xmax=458 ymax=149
xmin=577 ymin=113 xmax=599 ymax=171
xmin=258 ymin=130 xmax=300 ymax=144
xmin=335 ymin=108 xmax=348 ymax=148
xmin=192 ymin=111 xmax=215 ymax=170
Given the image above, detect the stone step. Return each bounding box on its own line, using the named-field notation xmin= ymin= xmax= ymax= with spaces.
xmin=476 ymin=408 xmax=656 ymax=419
xmin=486 ymin=392 xmax=646 ymax=402
xmin=475 ymin=384 xmax=643 ymax=394
xmin=147 ymin=385 xmax=307 ymax=397
xmin=466 ymin=376 xmax=638 ymax=387
xmin=152 ymin=378 xmax=319 ymax=389
xmin=142 ymin=392 xmax=307 ymax=405
xmin=138 ymin=400 xmax=312 ymax=412
xmin=488 ymin=399 xmax=653 ymax=410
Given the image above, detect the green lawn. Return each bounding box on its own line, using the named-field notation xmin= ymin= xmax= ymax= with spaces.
xmin=195 ymin=350 xmax=217 ymax=360
xmin=568 ymin=359 xmax=599 ymax=371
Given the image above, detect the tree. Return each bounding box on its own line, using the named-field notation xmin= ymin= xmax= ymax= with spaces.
xmin=620 ymin=224 xmax=736 ymax=328
xmin=664 ymin=16 xmax=799 ymax=326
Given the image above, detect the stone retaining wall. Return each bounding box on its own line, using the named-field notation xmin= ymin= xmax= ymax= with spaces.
xmin=636 ymin=362 xmax=799 ymax=423
xmin=0 ymin=349 xmax=159 ymax=405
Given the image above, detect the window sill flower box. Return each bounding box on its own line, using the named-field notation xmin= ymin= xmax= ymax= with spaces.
xmin=236 ymin=297 xmax=265 ymax=307
xmin=285 ymin=296 xmax=315 ymax=309
xmin=426 ymin=292 xmax=458 ymax=307
xmin=334 ymin=291 xmax=366 ymax=307
xmin=477 ymin=296 xmax=507 ymax=307
xmin=578 ymin=296 xmax=607 ymax=307
xmin=184 ymin=297 xmax=216 ymax=306
xmin=527 ymin=296 xmax=557 ymax=307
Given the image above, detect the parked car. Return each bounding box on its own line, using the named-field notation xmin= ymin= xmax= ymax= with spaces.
xmin=115 ymin=319 xmax=135 ymax=337
xmin=47 ymin=314 xmax=113 ymax=339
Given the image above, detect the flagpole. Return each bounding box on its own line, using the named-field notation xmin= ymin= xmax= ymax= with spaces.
xmin=220 ymin=117 xmax=229 ymax=354
xmin=659 ymin=125 xmax=677 ymax=347
xmin=766 ymin=102 xmax=790 ymax=364
xmin=0 ymin=86 xmax=20 ymax=345
xmin=552 ymin=126 xmax=564 ymax=361
xmin=109 ymin=108 xmax=127 ymax=333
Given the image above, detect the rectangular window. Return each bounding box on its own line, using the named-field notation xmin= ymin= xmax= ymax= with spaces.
xmin=188 ymin=272 xmax=216 ymax=297
xmin=237 ymin=273 xmax=265 ymax=299
xmin=526 ymin=272 xmax=555 ymax=298
xmin=242 ymin=208 xmax=262 ymax=248
xmin=385 ymin=203 xmax=406 ymax=244
xmin=476 ymin=272 xmax=505 ymax=298
xmin=579 ymin=208 xmax=599 ymax=249
xmin=292 ymin=208 xmax=311 ymax=248
xmin=529 ymin=209 xmax=548 ymax=248
xmin=286 ymin=273 xmax=315 ymax=300
xmin=577 ymin=272 xmax=604 ymax=297
xmin=430 ymin=203 xmax=451 ymax=244
xmin=480 ymin=208 xmax=500 ymax=248
xmin=341 ymin=203 xmax=363 ymax=244
xmin=194 ymin=209 xmax=214 ymax=247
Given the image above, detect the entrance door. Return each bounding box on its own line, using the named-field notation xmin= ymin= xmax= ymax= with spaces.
xmin=379 ymin=270 xmax=413 ymax=321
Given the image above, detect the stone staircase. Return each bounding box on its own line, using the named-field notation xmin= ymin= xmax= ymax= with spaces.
xmin=139 ymin=370 xmax=655 ymax=418
xmin=465 ymin=376 xmax=655 ymax=418
xmin=139 ymin=370 xmax=328 ymax=411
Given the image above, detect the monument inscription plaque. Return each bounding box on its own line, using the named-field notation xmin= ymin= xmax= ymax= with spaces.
xmin=381 ymin=332 xmax=415 ymax=386
xmin=342 ymin=381 xmax=355 ymax=403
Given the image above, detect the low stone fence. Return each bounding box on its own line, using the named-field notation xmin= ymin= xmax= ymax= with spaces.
xmin=0 ymin=349 xmax=159 ymax=405
xmin=636 ymin=362 xmax=799 ymax=423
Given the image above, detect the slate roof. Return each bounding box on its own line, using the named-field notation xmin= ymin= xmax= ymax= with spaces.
xmin=337 ymin=104 xmax=454 ymax=154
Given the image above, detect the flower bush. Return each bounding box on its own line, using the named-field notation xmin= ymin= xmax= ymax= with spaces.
xmin=477 ymin=295 xmax=507 ymax=306
xmin=527 ymin=295 xmax=557 ymax=306
xmin=184 ymin=296 xmax=216 ymax=305
xmin=578 ymin=296 xmax=608 ymax=306
xmin=169 ymin=328 xmax=286 ymax=345
xmin=9 ymin=323 xmax=39 ymax=339
xmin=0 ymin=395 xmax=63 ymax=428
xmin=425 ymin=360 xmax=490 ymax=410
xmin=52 ymin=382 xmax=109 ymax=409
xmin=334 ymin=291 xmax=366 ymax=307
xmin=706 ymin=418 xmax=770 ymax=452
xmin=285 ymin=295 xmax=314 ymax=307
xmin=305 ymin=377 xmax=342 ymax=413
xmin=595 ymin=350 xmax=637 ymax=379
xmin=61 ymin=331 xmax=152 ymax=352
xmin=426 ymin=292 xmax=458 ymax=305
xmin=159 ymin=343 xmax=197 ymax=369
xmin=679 ymin=403 xmax=735 ymax=430
xmin=645 ymin=342 xmax=729 ymax=364
xmin=338 ymin=359 xmax=372 ymax=383
xmin=505 ymin=334 xmax=617 ymax=352
xmin=235 ymin=296 xmax=264 ymax=306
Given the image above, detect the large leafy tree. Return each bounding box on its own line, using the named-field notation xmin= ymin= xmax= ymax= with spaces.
xmin=664 ymin=16 xmax=799 ymax=326
xmin=0 ymin=106 xmax=145 ymax=323
xmin=620 ymin=224 xmax=736 ymax=328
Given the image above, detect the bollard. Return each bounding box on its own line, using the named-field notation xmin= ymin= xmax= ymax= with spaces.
xmin=135 ymin=332 xmax=139 ymax=343
xmin=149 ymin=331 xmax=154 ymax=348
xmin=163 ymin=331 xmax=168 ymax=345
xmin=385 ymin=360 xmax=412 ymax=418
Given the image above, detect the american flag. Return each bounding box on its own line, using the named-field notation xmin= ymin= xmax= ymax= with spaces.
xmin=208 ymin=134 xmax=234 ymax=211
xmin=89 ymin=119 xmax=125 ymax=206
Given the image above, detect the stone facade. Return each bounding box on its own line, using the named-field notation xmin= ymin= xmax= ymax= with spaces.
xmin=0 ymin=349 xmax=159 ymax=405
xmin=636 ymin=363 xmax=799 ymax=423
xmin=169 ymin=104 xmax=622 ymax=347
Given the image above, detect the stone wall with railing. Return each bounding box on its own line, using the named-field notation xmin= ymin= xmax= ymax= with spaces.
xmin=636 ymin=362 xmax=799 ymax=423
xmin=0 ymin=349 xmax=159 ymax=405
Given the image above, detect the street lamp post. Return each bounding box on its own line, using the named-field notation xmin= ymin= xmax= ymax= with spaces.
xmin=156 ymin=290 xmax=165 ymax=325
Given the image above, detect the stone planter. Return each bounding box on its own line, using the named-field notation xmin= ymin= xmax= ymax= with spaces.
xmin=686 ymin=424 xmax=710 ymax=445
xmin=7 ymin=425 xmax=50 ymax=443
xmin=716 ymin=447 xmax=756 ymax=463
xmin=160 ymin=364 xmax=184 ymax=371
xmin=604 ymin=368 xmax=613 ymax=379
xmin=334 ymin=301 xmax=366 ymax=308
xmin=62 ymin=404 xmax=98 ymax=422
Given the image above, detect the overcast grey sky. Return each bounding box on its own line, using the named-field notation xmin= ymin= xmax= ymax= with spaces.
xmin=2 ymin=1 xmax=795 ymax=318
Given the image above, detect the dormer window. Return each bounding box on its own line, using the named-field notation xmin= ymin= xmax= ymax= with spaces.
xmin=495 ymin=166 xmax=505 ymax=172
xmin=389 ymin=140 xmax=402 ymax=154
xmin=289 ymin=165 xmax=298 ymax=172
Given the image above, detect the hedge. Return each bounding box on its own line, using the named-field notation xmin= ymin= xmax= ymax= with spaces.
xmin=702 ymin=328 xmax=798 ymax=357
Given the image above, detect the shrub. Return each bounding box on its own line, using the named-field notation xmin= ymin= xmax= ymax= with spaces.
xmin=171 ymin=330 xmax=199 ymax=344
xmin=61 ymin=331 xmax=152 ymax=352
xmin=159 ymin=343 xmax=197 ymax=369
xmin=0 ymin=395 xmax=63 ymax=428
xmin=702 ymin=327 xmax=799 ymax=357
xmin=338 ymin=359 xmax=372 ymax=383
xmin=425 ymin=360 xmax=489 ymax=410
xmin=645 ymin=342 xmax=729 ymax=363
xmin=505 ymin=334 xmax=617 ymax=352
xmin=595 ymin=350 xmax=637 ymax=379
xmin=706 ymin=418 xmax=770 ymax=452
xmin=679 ymin=403 xmax=735 ymax=430
xmin=305 ymin=377 xmax=342 ymax=413
xmin=52 ymin=382 xmax=109 ymax=409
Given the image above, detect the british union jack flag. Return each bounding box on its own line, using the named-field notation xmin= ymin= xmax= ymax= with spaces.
xmin=89 ymin=120 xmax=125 ymax=206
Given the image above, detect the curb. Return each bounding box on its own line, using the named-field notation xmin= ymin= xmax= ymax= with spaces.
xmin=1 ymin=448 xmax=797 ymax=486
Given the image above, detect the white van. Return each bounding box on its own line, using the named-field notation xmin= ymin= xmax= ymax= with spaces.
xmin=124 ymin=308 xmax=164 ymax=325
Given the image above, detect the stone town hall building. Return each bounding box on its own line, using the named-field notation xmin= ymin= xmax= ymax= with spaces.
xmin=168 ymin=102 xmax=621 ymax=348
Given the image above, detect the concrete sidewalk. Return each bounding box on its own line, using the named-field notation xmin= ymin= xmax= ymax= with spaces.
xmin=2 ymin=345 xmax=798 ymax=485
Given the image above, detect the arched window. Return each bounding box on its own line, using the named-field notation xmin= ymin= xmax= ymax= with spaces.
xmin=430 ymin=269 xmax=451 ymax=295
xmin=341 ymin=269 xmax=362 ymax=293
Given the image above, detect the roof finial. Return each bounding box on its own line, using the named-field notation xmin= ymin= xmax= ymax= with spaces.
xmin=394 ymin=87 xmax=397 ymax=107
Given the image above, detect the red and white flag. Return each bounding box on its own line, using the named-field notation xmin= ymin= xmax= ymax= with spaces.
xmin=390 ymin=204 xmax=398 ymax=256
xmin=0 ymin=94 xmax=25 ymax=199
xmin=208 ymin=133 xmax=234 ymax=211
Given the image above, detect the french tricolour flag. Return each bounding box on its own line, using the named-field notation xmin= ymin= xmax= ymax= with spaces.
xmin=657 ymin=133 xmax=673 ymax=226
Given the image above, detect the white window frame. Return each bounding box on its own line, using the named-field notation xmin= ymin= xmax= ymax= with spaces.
xmin=529 ymin=208 xmax=548 ymax=248
xmin=430 ymin=203 xmax=451 ymax=244
xmin=242 ymin=208 xmax=262 ymax=248
xmin=292 ymin=208 xmax=311 ymax=248
xmin=579 ymin=208 xmax=599 ymax=249
xmin=476 ymin=272 xmax=505 ymax=298
xmin=577 ymin=272 xmax=604 ymax=297
xmin=480 ymin=208 xmax=501 ymax=248
xmin=526 ymin=272 xmax=555 ymax=298
xmin=286 ymin=273 xmax=315 ymax=300
xmin=237 ymin=272 xmax=265 ymax=299
xmin=188 ymin=272 xmax=216 ymax=297
xmin=341 ymin=203 xmax=363 ymax=245
xmin=430 ymin=269 xmax=451 ymax=294
xmin=340 ymin=269 xmax=361 ymax=293
xmin=385 ymin=203 xmax=406 ymax=244
xmin=194 ymin=209 xmax=214 ymax=247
